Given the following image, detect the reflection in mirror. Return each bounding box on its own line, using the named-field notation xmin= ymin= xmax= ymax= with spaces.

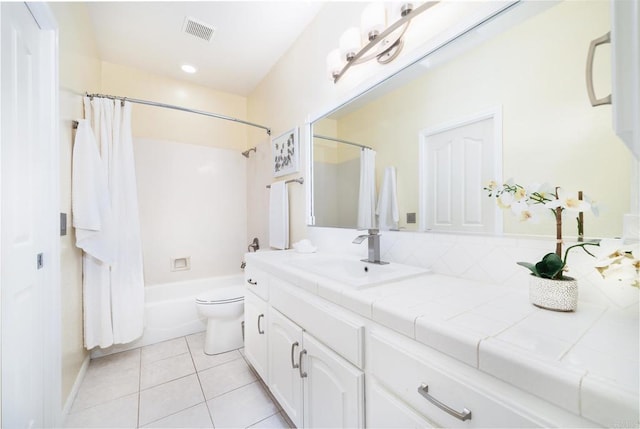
xmin=311 ymin=0 xmax=631 ymax=239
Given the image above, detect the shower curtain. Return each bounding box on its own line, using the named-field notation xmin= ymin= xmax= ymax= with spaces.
xmin=72 ymin=97 xmax=145 ymax=349
xmin=357 ymin=148 xmax=377 ymax=229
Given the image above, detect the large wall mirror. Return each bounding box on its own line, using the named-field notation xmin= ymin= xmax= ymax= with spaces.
xmin=310 ymin=0 xmax=634 ymax=240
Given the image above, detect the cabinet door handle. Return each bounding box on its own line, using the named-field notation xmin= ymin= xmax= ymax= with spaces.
xmin=257 ymin=314 xmax=265 ymax=334
xmin=247 ymin=278 xmax=257 ymax=286
xmin=417 ymin=384 xmax=472 ymax=422
xmin=290 ymin=342 xmax=300 ymax=369
xmin=586 ymin=31 xmax=612 ymax=107
xmin=298 ymin=349 xmax=308 ymax=378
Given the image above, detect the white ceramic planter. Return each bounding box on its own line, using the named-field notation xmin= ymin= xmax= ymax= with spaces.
xmin=529 ymin=276 xmax=578 ymax=312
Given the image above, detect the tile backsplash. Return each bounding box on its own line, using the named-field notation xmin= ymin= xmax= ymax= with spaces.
xmin=307 ymin=227 xmax=639 ymax=310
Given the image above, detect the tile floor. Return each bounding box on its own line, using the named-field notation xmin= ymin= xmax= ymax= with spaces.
xmin=64 ymin=333 xmax=291 ymax=428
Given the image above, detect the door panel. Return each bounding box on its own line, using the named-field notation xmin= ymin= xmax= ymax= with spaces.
xmin=1 ymin=3 xmax=49 ymax=427
xmin=302 ymin=333 xmax=364 ymax=429
xmin=268 ymin=309 xmax=303 ymax=428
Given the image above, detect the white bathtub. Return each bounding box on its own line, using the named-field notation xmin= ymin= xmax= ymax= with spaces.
xmin=91 ymin=274 xmax=244 ymax=358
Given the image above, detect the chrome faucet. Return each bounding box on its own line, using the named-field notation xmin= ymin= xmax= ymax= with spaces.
xmin=352 ymin=229 xmax=388 ymax=265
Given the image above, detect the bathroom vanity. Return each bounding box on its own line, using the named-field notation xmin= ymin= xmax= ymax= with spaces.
xmin=244 ymin=251 xmax=639 ymax=428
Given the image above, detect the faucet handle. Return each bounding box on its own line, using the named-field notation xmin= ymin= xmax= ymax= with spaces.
xmin=367 ymin=229 xmax=379 ymax=235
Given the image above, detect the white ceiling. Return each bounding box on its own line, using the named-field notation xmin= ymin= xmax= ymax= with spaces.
xmin=86 ymin=1 xmax=325 ymax=96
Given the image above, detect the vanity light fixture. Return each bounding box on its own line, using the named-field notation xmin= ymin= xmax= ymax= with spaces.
xmin=327 ymin=1 xmax=439 ymax=83
xmin=181 ymin=64 xmax=197 ymax=74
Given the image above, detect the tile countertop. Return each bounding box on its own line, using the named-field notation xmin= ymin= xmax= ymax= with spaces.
xmin=245 ymin=251 xmax=640 ymax=427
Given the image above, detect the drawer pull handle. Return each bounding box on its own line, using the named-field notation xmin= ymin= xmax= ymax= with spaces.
xmin=291 ymin=342 xmax=300 ymax=369
xmin=257 ymin=314 xmax=265 ymax=334
xmin=417 ymin=384 xmax=472 ymax=422
xmin=247 ymin=278 xmax=257 ymax=286
xmin=298 ymin=349 xmax=308 ymax=378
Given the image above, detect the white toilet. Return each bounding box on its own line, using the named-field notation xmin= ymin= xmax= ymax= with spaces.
xmin=195 ymin=285 xmax=245 ymax=355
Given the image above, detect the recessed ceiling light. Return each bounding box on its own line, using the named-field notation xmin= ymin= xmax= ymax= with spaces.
xmin=181 ymin=64 xmax=197 ymax=74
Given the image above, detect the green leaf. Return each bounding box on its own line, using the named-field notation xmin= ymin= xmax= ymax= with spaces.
xmin=535 ymin=253 xmax=565 ymax=279
xmin=516 ymin=261 xmax=540 ymax=277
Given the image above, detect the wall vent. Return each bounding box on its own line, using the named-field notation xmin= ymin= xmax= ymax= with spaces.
xmin=182 ymin=17 xmax=215 ymax=42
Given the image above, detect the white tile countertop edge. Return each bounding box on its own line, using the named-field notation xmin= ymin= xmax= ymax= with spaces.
xmin=244 ymin=250 xmax=639 ymax=427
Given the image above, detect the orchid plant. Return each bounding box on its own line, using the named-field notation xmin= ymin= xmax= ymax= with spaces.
xmin=484 ymin=180 xmax=600 ymax=280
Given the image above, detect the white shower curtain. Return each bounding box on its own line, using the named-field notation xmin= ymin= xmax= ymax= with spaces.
xmin=73 ymin=97 xmax=145 ymax=349
xmin=357 ymin=148 xmax=377 ymax=230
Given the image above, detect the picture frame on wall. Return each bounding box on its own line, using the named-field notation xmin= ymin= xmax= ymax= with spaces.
xmin=272 ymin=127 xmax=299 ymax=177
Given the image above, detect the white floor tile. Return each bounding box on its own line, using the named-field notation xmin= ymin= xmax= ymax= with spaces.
xmin=141 ymin=337 xmax=189 ymax=364
xmin=141 ymin=403 xmax=213 ymax=428
xmin=139 ymin=374 xmax=205 ymax=426
xmin=71 ymin=366 xmax=140 ymax=413
xmin=187 ymin=332 xmax=243 ymax=372
xmin=198 ymin=357 xmax=257 ymax=399
xmin=67 ymin=336 xmax=282 ymax=429
xmin=140 ymin=352 xmax=195 ymax=390
xmin=248 ymin=412 xmax=291 ymax=429
xmin=65 ymin=393 xmax=138 ymax=428
xmin=207 ymin=382 xmax=279 ymax=429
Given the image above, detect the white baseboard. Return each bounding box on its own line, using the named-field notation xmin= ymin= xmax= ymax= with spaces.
xmin=61 ymin=354 xmax=90 ymax=420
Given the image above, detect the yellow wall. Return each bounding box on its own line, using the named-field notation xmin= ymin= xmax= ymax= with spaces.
xmin=334 ymin=0 xmax=629 ymax=238
xmin=100 ymin=62 xmax=248 ymax=150
xmin=50 ymin=1 xmax=101 ymax=410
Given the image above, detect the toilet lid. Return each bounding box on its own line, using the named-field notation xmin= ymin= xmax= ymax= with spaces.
xmin=196 ymin=285 xmax=245 ymax=304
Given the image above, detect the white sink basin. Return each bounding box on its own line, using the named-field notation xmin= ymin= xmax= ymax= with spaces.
xmin=287 ymin=255 xmax=428 ymax=288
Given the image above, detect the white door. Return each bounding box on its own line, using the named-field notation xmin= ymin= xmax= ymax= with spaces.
xmin=420 ymin=113 xmax=501 ymax=233
xmin=268 ymin=309 xmax=303 ymax=428
xmin=1 ymin=3 xmax=59 ymax=427
xmin=302 ymin=332 xmax=364 ymax=429
xmin=243 ymin=292 xmax=269 ymax=382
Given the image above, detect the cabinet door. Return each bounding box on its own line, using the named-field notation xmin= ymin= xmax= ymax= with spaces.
xmin=302 ymin=332 xmax=364 ymax=429
xmin=244 ymin=291 xmax=268 ymax=382
xmin=268 ymin=309 xmax=304 ymax=428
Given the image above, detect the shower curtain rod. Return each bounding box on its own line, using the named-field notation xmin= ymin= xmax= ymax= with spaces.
xmin=85 ymin=93 xmax=271 ymax=135
xmin=313 ymin=134 xmax=371 ymax=150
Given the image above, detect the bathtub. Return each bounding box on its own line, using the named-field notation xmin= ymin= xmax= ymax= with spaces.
xmin=91 ymin=274 xmax=244 ymax=358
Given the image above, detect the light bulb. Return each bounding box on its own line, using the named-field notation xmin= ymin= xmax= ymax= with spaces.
xmin=339 ymin=27 xmax=361 ymax=61
xmin=361 ymin=3 xmax=386 ymax=41
xmin=326 ymin=48 xmax=343 ymax=79
xmin=181 ymin=64 xmax=197 ymax=74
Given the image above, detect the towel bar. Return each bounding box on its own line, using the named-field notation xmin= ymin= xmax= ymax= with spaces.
xmin=266 ymin=177 xmax=304 ymax=188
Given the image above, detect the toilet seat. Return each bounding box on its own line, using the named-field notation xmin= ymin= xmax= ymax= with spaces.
xmin=196 ymin=285 xmax=244 ymax=305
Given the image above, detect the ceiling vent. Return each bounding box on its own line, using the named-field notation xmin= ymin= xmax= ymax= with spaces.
xmin=182 ymin=17 xmax=215 ymax=42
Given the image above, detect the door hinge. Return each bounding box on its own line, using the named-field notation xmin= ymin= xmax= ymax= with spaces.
xmin=37 ymin=253 xmax=44 ymax=269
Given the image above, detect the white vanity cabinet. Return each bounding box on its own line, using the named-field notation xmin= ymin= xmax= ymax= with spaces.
xmin=268 ymin=307 xmax=365 ymax=429
xmin=244 ymin=290 xmax=269 ymax=383
xmin=367 ymin=328 xmax=598 ymax=429
xmin=245 ymin=263 xmax=365 ymax=429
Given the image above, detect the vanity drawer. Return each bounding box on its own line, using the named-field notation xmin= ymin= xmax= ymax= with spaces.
xmin=370 ymin=331 xmax=567 ymax=428
xmin=270 ymin=276 xmax=364 ymax=369
xmin=244 ymin=265 xmax=269 ymax=300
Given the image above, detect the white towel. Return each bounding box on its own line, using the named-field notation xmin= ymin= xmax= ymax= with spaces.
xmin=357 ymin=148 xmax=377 ymax=229
xmin=269 ymin=181 xmax=289 ymax=249
xmin=376 ymin=166 xmax=399 ymax=231
xmin=71 ymin=119 xmax=115 ymax=264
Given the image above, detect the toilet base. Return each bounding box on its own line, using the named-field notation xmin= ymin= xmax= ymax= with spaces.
xmin=204 ymin=315 xmax=244 ymax=355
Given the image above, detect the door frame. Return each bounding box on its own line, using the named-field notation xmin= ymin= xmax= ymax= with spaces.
xmin=418 ymin=106 xmax=503 ymax=233
xmin=0 ymin=2 xmax=61 ymax=426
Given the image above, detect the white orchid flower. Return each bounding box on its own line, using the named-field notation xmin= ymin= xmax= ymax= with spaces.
xmin=511 ymin=201 xmax=541 ymax=223
xmin=497 ymin=191 xmax=514 ymax=209
xmin=545 ymin=188 xmax=591 ymax=212
xmin=582 ymin=193 xmax=601 ymax=217
xmin=593 ymin=239 xmax=640 ymax=287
